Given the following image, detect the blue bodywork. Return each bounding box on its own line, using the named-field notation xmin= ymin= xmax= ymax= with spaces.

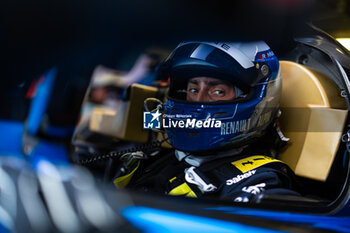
xmin=122 ymin=206 xmax=284 ymax=233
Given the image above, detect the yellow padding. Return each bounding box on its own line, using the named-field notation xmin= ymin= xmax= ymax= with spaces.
xmin=232 ymin=155 xmax=282 ymax=173
xmin=278 ymin=61 xmax=348 ymax=181
xmin=113 ymin=161 xmax=140 ymax=188
xmin=168 ymin=182 xmax=197 ymax=198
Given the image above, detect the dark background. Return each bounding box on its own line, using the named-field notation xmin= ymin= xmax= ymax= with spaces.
xmin=1 ymin=0 xmax=349 ymax=122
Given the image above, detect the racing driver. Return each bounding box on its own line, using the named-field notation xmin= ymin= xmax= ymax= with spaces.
xmin=115 ymin=41 xmax=301 ymax=202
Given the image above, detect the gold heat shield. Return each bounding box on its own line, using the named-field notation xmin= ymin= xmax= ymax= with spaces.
xmin=278 ymin=61 xmax=348 ymax=181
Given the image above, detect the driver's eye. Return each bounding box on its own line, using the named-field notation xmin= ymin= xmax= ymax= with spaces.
xmin=213 ymin=90 xmax=224 ymax=95
xmin=189 ymin=88 xmax=198 ymax=93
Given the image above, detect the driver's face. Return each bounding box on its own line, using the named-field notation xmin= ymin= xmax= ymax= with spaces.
xmin=186 ymin=77 xmax=236 ymax=102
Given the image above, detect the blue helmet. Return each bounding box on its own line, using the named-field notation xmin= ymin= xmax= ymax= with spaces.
xmin=160 ymin=41 xmax=281 ymax=152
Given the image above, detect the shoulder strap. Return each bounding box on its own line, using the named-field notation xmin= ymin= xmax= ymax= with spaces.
xmin=192 ymin=155 xmax=285 ymax=186
xmin=230 ymin=155 xmax=284 ymax=173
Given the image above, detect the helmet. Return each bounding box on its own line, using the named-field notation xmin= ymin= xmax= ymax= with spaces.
xmin=160 ymin=41 xmax=281 ymax=152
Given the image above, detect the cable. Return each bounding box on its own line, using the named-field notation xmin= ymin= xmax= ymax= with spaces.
xmin=76 ymin=138 xmax=168 ymax=165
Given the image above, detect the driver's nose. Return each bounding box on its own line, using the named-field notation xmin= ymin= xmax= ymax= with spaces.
xmin=195 ymin=89 xmax=210 ymax=102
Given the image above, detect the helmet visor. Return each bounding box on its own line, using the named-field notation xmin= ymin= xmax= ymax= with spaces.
xmin=166 ymin=43 xmax=261 ymax=100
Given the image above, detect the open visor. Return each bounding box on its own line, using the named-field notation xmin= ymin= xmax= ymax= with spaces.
xmin=165 ymin=43 xmax=261 ymax=99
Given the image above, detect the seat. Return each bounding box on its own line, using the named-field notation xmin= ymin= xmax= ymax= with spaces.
xmin=278 ymin=61 xmax=348 ymax=181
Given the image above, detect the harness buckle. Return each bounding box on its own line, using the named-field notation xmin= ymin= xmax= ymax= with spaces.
xmin=185 ymin=166 xmax=217 ymax=193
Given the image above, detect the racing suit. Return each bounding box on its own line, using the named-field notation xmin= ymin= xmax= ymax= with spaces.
xmin=114 ymin=148 xmax=300 ymax=202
